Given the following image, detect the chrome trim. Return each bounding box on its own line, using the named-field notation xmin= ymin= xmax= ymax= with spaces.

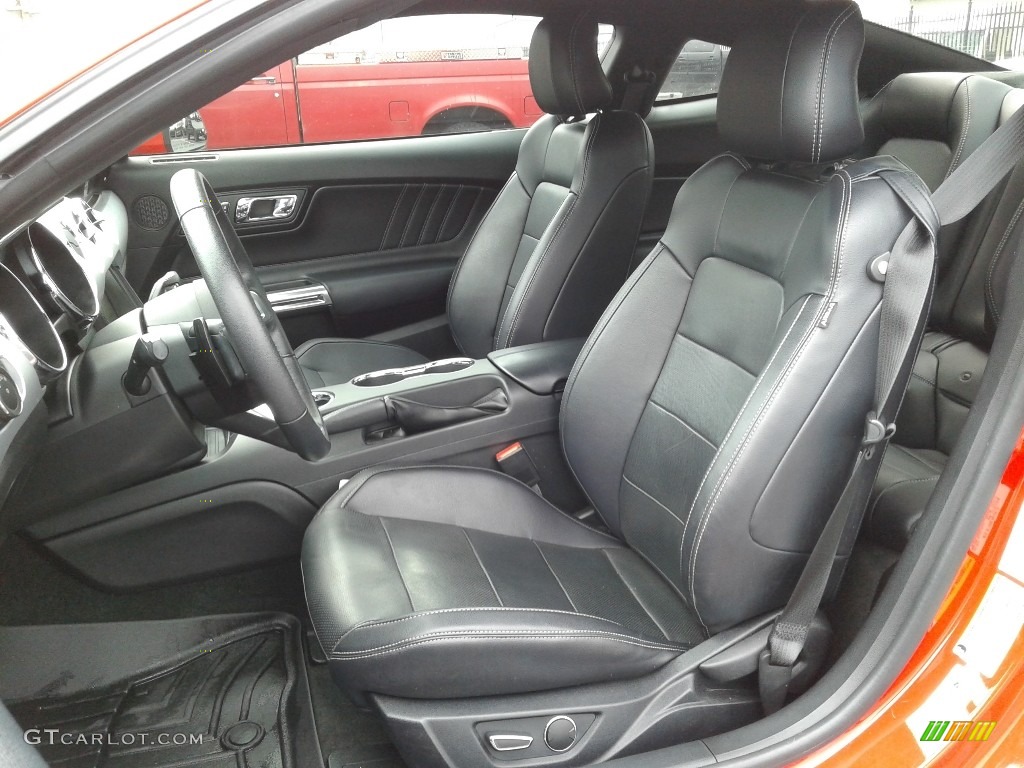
xmin=544 ymin=716 xmax=578 ymax=753
xmin=266 ymin=283 xmax=330 ymax=314
xmin=236 ymin=194 xmax=297 ymax=223
xmin=149 ymin=154 xmax=218 ymax=164
xmin=350 ymin=357 xmax=474 ymax=387
xmin=486 ymin=734 xmax=533 ymax=752
xmin=26 ymin=222 xmax=100 ymax=325
xmin=0 ymin=265 xmax=69 ymax=379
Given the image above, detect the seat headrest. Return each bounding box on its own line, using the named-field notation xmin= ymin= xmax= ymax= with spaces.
xmin=872 ymin=73 xmax=974 ymax=143
xmin=717 ymin=0 xmax=865 ymax=164
xmin=529 ymin=13 xmax=613 ymax=117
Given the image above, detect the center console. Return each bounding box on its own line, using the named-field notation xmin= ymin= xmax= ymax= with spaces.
xmin=21 ymin=335 xmax=586 ymax=590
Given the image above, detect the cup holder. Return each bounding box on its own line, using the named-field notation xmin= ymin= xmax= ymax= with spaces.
xmin=351 ymin=357 xmax=474 ymax=388
xmin=312 ymin=391 xmax=334 ymax=408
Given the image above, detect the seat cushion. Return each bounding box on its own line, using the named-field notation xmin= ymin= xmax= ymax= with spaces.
xmin=301 ymin=466 xmax=704 ymax=701
xmin=865 ymin=444 xmax=948 ymax=550
xmin=295 ymin=338 xmax=428 ymax=388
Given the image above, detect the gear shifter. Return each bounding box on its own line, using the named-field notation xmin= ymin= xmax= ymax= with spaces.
xmin=123 ymin=333 xmax=169 ymax=396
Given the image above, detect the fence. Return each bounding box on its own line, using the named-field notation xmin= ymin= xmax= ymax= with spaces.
xmin=885 ymin=3 xmax=1024 ymax=63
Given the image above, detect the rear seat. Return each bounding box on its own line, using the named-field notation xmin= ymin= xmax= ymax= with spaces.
xmin=858 ymin=76 xmax=1024 ymax=550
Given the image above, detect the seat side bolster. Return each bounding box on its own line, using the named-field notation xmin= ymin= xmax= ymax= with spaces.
xmin=496 ymin=111 xmax=655 ymax=350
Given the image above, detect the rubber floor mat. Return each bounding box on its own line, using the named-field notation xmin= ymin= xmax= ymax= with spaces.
xmin=3 ymin=613 xmax=321 ymax=768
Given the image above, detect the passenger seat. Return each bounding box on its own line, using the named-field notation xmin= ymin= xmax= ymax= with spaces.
xmin=861 ymin=79 xmax=1023 ymax=549
xmin=296 ymin=12 xmax=654 ymax=387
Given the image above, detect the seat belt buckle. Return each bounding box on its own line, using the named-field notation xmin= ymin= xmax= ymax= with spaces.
xmin=496 ymin=442 xmax=542 ymax=493
xmin=862 ymin=411 xmax=896 ymax=458
xmin=758 ymin=648 xmax=794 ymax=715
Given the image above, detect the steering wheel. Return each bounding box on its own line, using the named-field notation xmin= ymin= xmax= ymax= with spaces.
xmin=169 ymin=169 xmax=330 ymax=461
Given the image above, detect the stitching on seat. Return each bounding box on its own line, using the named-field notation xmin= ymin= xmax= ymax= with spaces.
xmin=601 ymin=549 xmax=674 ymax=641
xmin=380 ymin=184 xmax=408 ymax=251
xmin=446 ymin=173 xmax=525 ymax=354
xmin=622 ymin=476 xmax=687 ymax=526
xmin=335 ymin=464 xmax=622 ymax=543
xmin=687 ymin=170 xmax=851 ymax=628
xmin=867 ymin=475 xmax=940 ymax=531
xmin=986 ymin=196 xmax=1024 ymax=324
xmin=378 ymin=517 xmax=416 ymax=613
xmin=339 ymin=607 xmax=627 ymax=642
xmin=685 ymin=295 xmax=816 ymax=623
xmin=647 ymin=399 xmax=717 ymax=448
xmin=569 ymin=10 xmax=587 ymax=116
xmin=676 ymin=160 xmax=805 ymax=554
xmin=534 ymin=541 xmax=580 ymax=611
xmin=815 ymin=6 xmax=856 ymax=162
xmin=948 ymin=78 xmax=973 ymax=177
xmin=463 ymin=529 xmax=503 ymax=606
xmin=911 ymin=371 xmax=937 ymax=388
xmin=498 ymin=117 xmax=601 ymax=348
xmin=678 ymin=297 xmax=813 ymax=576
xmin=331 ymin=629 xmax=684 ymax=659
xmin=891 ymin=443 xmax=946 ymax=473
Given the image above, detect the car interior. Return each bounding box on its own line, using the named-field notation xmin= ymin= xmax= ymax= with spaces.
xmin=1 ymin=0 xmax=1024 ymax=767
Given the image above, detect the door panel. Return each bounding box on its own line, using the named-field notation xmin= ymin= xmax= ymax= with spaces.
xmin=105 ymin=129 xmax=522 ymax=352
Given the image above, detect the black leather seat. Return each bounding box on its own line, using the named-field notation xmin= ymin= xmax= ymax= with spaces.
xmin=859 ymin=79 xmax=1021 ymax=549
xmin=302 ymin=0 xmax=927 ymax=705
xmin=296 ymin=13 xmax=654 ymax=388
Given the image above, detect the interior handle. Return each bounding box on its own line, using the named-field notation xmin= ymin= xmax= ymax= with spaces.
xmin=235 ymin=194 xmax=297 ymax=223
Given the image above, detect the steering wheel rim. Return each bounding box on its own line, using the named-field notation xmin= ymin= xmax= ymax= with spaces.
xmin=169 ymin=168 xmax=330 ymax=461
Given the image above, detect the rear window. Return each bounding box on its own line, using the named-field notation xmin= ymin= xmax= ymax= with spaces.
xmin=860 ymin=0 xmax=1022 ymax=66
xmin=656 ymin=40 xmax=730 ymax=103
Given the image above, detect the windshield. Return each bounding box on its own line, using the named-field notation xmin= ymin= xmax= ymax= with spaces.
xmin=859 ymin=0 xmax=1022 ymax=67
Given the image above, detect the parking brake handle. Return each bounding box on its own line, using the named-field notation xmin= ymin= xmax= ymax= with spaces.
xmin=383 ymin=388 xmax=509 ymax=435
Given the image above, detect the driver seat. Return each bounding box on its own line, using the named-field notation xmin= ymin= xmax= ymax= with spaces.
xmin=303 ymin=0 xmax=919 ymax=725
xmin=296 ymin=12 xmax=654 ymax=387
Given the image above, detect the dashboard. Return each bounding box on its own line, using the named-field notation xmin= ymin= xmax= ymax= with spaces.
xmin=0 ymin=192 xmax=130 ymax=517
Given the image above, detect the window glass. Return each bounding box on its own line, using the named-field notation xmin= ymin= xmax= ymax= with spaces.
xmin=656 ymin=40 xmax=730 ymax=103
xmin=133 ymin=16 xmax=615 ymax=154
xmin=859 ymin=1 xmax=1022 ymax=66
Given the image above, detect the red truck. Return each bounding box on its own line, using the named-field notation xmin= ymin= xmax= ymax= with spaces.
xmin=133 ymin=54 xmax=540 ymax=154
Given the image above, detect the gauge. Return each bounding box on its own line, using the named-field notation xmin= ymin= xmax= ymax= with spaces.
xmin=24 ymin=220 xmax=100 ymax=325
xmin=0 ymin=264 xmax=68 ymax=380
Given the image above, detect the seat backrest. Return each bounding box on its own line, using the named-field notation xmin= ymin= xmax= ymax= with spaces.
xmin=446 ymin=12 xmax=654 ymax=359
xmin=894 ymin=88 xmax=1024 ymax=455
xmin=561 ymin=0 xmax=931 ymax=635
xmin=860 ymin=72 xmax=1010 ymax=321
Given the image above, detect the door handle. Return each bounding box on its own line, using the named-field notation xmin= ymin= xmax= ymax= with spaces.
xmin=235 ymin=194 xmax=298 ymax=223
xmin=265 ymin=282 xmax=331 ymax=314
xmin=249 ymin=75 xmax=277 ymax=84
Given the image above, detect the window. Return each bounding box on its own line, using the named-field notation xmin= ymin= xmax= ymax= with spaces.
xmin=860 ymin=0 xmax=1022 ymax=66
xmin=656 ymin=40 xmax=730 ymax=103
xmin=133 ymin=16 xmax=615 ymax=155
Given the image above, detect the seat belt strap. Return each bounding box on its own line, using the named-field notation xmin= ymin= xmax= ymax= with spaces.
xmin=621 ymin=66 xmax=656 ymax=114
xmin=759 ymin=101 xmax=1024 ymax=715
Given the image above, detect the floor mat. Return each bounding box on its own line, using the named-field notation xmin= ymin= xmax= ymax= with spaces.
xmin=2 ymin=613 xmax=322 ymax=768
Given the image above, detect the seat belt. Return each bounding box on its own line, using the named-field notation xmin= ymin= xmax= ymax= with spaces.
xmin=758 ymin=101 xmax=1024 ymax=715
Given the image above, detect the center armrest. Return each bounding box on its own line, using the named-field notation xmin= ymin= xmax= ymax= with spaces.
xmin=487 ymin=338 xmax=586 ymax=396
